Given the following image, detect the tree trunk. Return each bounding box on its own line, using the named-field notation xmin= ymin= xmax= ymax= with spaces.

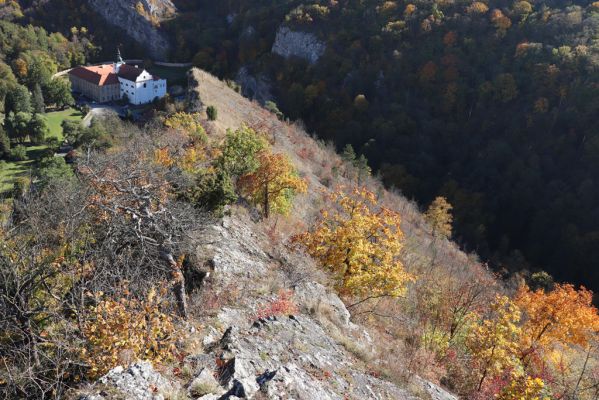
xmin=161 ymin=250 xmax=188 ymax=319
xmin=264 ymin=182 xmax=270 ymax=219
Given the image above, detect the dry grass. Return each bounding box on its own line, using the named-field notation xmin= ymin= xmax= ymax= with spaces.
xmin=193 ymin=68 xmax=495 ymax=392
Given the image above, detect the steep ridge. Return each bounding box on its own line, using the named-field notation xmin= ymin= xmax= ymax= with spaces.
xmin=79 ymin=211 xmax=457 ymax=399
xmin=72 ymin=68 xmax=478 ymax=399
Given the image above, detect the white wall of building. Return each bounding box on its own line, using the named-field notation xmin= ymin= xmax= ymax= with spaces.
xmin=118 ymin=70 xmax=167 ymax=105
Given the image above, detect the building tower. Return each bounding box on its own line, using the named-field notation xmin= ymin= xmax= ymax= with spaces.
xmin=115 ymin=47 xmax=124 ymax=73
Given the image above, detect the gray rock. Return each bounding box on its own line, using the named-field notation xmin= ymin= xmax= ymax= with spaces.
xmin=188 ymin=368 xmax=222 ymax=397
xmin=272 ymin=26 xmax=326 ymax=64
xmin=88 ymin=0 xmax=173 ymax=59
xmin=97 ymin=361 xmax=176 ymax=400
xmin=420 ymin=379 xmax=459 ymax=400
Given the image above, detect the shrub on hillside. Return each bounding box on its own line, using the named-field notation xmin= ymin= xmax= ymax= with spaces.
xmin=10 ymin=145 xmax=27 ymax=161
xmin=206 ymin=105 xmax=218 ymax=121
xmin=82 ymin=287 xmax=177 ymax=378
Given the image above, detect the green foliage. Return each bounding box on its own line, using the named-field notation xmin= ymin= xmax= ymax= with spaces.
xmin=206 ymin=105 xmax=218 ymax=121
xmin=341 ymin=144 xmax=356 ymax=163
xmin=36 ymin=157 xmax=74 ymax=187
xmin=28 ymin=113 xmax=50 ymax=145
xmin=6 ymin=111 xmax=32 ymax=143
xmin=62 ymin=119 xmax=83 ymax=146
xmin=32 ymin=84 xmax=45 ymax=114
xmin=10 ymin=145 xmax=28 ymax=161
xmin=5 ymin=85 xmax=32 ymax=114
xmin=183 ymin=168 xmax=237 ymax=214
xmin=46 ymin=79 xmax=74 ymax=109
xmin=216 ymin=125 xmax=268 ymax=177
xmin=265 ymin=101 xmax=284 ymax=120
xmin=0 ymin=127 xmax=10 ymax=159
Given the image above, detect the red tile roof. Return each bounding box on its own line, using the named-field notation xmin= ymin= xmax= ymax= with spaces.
xmin=69 ymin=64 xmax=119 ymax=86
xmin=117 ymin=64 xmax=145 ymax=81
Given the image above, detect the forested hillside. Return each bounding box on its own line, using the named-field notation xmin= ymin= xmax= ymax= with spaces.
xmin=156 ymin=0 xmax=599 ymax=292
xmin=11 ymin=1 xmax=599 ymax=292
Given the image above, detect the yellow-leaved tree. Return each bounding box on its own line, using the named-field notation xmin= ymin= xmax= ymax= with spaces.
xmin=466 ymin=295 xmax=522 ymax=391
xmin=238 ymin=150 xmax=307 ymax=218
xmin=515 ymin=284 xmax=599 ymax=360
xmin=497 ymin=375 xmax=550 ymax=400
xmin=294 ymin=187 xmax=414 ymax=302
xmin=424 ymin=196 xmax=453 ymax=238
xmin=164 ymin=112 xmax=207 ymax=143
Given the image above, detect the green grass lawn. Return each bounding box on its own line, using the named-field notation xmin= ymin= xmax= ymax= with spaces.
xmin=0 ymin=108 xmax=84 ymax=194
xmin=42 ymin=108 xmax=85 ymax=140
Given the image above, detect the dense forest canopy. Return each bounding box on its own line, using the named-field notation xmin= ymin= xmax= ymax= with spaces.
xmin=159 ymin=0 xmax=599 ymax=292
xmin=6 ymin=0 xmax=599 ymax=291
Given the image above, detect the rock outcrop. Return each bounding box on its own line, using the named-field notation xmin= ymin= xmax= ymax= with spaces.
xmin=87 ymin=0 xmax=175 ymax=59
xmin=272 ymin=26 xmax=326 ymax=64
xmin=80 ymin=362 xmax=178 ymax=400
xmin=80 ymin=213 xmax=457 ymax=399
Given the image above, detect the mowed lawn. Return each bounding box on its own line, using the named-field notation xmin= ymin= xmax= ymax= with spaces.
xmin=42 ymin=108 xmax=85 ymax=140
xmin=0 ymin=108 xmax=84 ymax=193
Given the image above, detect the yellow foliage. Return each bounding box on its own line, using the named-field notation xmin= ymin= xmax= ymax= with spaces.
xmin=467 ymin=1 xmax=489 ymax=14
xmin=404 ymin=3 xmax=417 ymax=15
xmin=154 ymin=147 xmax=174 ymax=168
xmin=516 ymin=284 xmax=599 ymax=354
xmin=238 ymin=150 xmax=307 ymax=218
xmin=179 ymin=145 xmax=207 ymax=172
xmin=498 ymin=375 xmax=550 ymax=400
xmin=466 ymin=295 xmax=522 ymax=390
xmin=82 ymin=287 xmax=176 ymax=378
xmin=164 ymin=112 xmax=206 ymax=142
xmin=424 ymin=196 xmax=453 ymax=238
xmin=294 ymin=187 xmax=414 ymax=299
xmin=491 ymin=9 xmax=512 ymax=30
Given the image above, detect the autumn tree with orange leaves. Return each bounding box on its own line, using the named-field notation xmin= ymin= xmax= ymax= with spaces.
xmin=515 ymin=283 xmax=599 ymax=362
xmin=238 ymin=150 xmax=307 ymax=218
xmin=294 ymin=187 xmax=414 ymax=303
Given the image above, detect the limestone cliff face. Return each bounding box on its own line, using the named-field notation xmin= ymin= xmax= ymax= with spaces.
xmin=87 ymin=0 xmax=175 ymax=60
xmin=272 ymin=26 xmax=326 ymax=64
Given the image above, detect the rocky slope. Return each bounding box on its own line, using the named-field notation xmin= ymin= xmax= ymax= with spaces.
xmin=78 ymin=212 xmax=457 ymax=400
xmin=271 ymin=27 xmax=326 ymax=64
xmin=69 ymin=68 xmax=479 ymax=399
xmin=87 ymin=0 xmax=175 ymax=59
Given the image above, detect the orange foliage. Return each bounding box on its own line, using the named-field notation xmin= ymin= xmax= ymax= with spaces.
xmin=419 ymin=61 xmax=438 ymax=84
xmin=294 ymin=187 xmax=414 ymax=299
xmin=443 ymin=31 xmax=458 ymax=47
xmin=154 ymin=147 xmax=174 ymax=168
xmin=255 ymin=290 xmax=299 ymax=319
xmin=516 ymin=284 xmax=599 ymax=355
xmin=490 ymin=9 xmax=512 ymax=30
xmin=238 ymin=150 xmax=307 ymax=218
xmin=82 ymin=287 xmax=177 ymax=378
xmin=467 ymin=1 xmax=489 ymax=14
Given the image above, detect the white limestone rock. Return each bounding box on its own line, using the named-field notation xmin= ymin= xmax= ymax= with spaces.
xmin=272 ymin=26 xmax=326 ymax=64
